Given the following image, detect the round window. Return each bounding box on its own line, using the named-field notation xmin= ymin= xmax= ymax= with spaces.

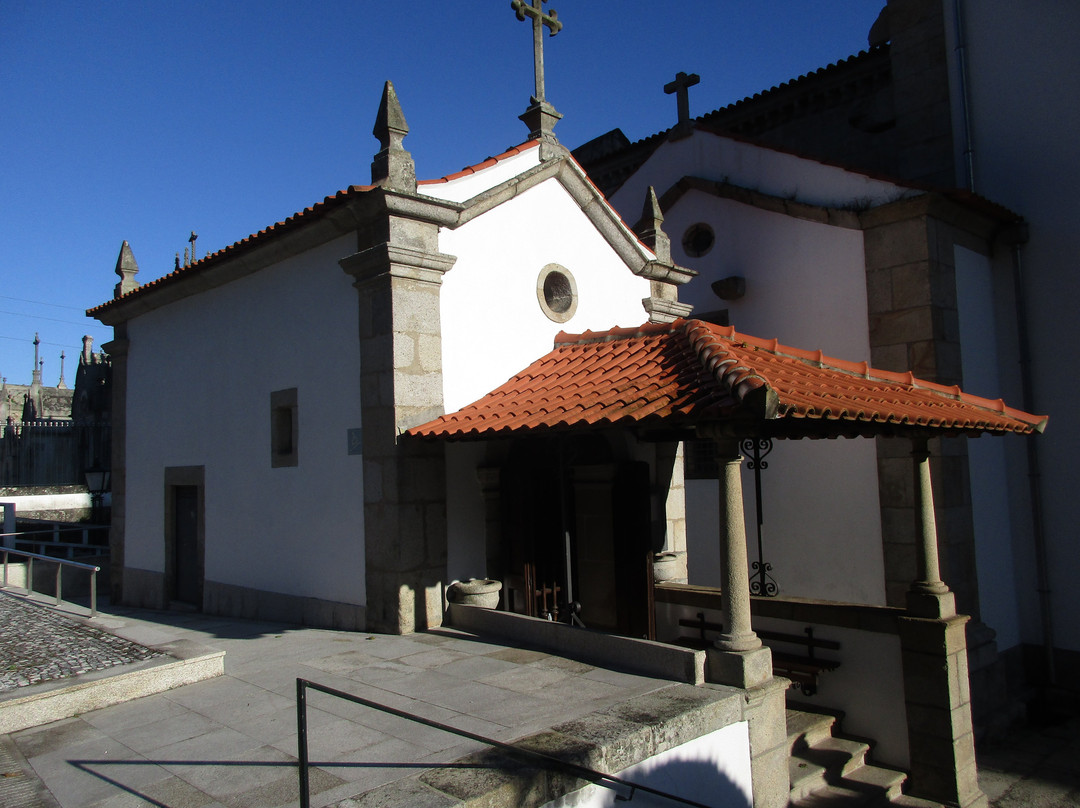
xmin=682 ymin=223 xmax=715 ymax=258
xmin=536 ymin=264 xmax=579 ymax=323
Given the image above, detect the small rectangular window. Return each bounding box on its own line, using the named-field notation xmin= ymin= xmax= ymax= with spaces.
xmin=270 ymin=388 xmax=298 ymax=467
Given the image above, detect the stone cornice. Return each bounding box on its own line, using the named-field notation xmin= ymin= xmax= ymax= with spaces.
xmin=857 ymin=190 xmax=1021 ymax=240
xmin=657 ymin=175 xmax=865 ymax=230
xmin=340 ymin=243 xmax=457 ymax=287
xmin=642 ymin=297 xmax=693 ymax=323
xmin=92 ymin=152 xmax=699 ymax=325
xmin=440 ymin=150 xmax=695 ymax=288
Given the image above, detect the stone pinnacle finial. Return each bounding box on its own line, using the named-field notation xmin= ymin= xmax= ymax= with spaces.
xmin=114 ymin=240 xmax=140 ymax=299
xmin=371 ymin=81 xmax=416 ymax=192
xmin=635 ymin=186 xmax=670 ymax=263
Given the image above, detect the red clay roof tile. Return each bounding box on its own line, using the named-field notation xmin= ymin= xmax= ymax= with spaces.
xmin=408 ymin=319 xmax=1046 ymax=440
xmin=417 ymin=142 xmax=539 ymax=186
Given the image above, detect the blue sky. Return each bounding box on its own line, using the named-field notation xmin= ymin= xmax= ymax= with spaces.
xmin=0 ymin=1 xmax=882 ymax=384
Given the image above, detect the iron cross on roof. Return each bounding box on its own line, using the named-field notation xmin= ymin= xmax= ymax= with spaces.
xmin=512 ymin=0 xmax=562 ymax=104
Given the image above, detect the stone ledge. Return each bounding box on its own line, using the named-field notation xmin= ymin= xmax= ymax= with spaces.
xmin=331 ymin=683 xmax=746 ymax=808
xmin=0 ymin=639 xmax=224 ymax=734
xmin=446 ymin=603 xmax=706 ymax=684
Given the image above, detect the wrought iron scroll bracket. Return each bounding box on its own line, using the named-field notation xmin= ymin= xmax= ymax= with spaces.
xmin=741 ymin=437 xmax=778 ymax=596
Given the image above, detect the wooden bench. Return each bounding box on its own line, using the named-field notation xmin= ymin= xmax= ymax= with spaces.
xmin=677 ymin=612 xmax=840 ymax=695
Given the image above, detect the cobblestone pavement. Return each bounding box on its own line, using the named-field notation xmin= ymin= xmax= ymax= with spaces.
xmin=0 ymin=592 xmax=164 ymax=693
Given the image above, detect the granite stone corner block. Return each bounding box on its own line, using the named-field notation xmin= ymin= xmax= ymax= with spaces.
xmin=877 ymin=457 xmax=914 ymax=507
xmin=868 ymin=342 xmax=909 ymax=373
xmin=417 ymin=333 xmax=443 ymax=373
xmin=420 ymin=747 xmax=549 ymax=807
xmin=864 ymin=219 xmax=930 ymax=269
xmin=362 ymin=459 xmax=383 ymax=501
xmin=865 ymin=267 xmax=894 ymax=315
xmin=906 ymin=339 xmax=940 ymax=381
xmin=392 ymin=335 xmax=416 ymax=370
xmin=879 ymin=505 xmax=916 ymax=543
xmin=891 ymin=261 xmax=933 ymax=309
xmin=869 ymin=306 xmax=935 ymax=347
xmin=550 ymin=713 xmax=654 ymax=775
xmin=905 ymin=700 xmax=973 ymax=738
xmin=407 ymin=455 xmax=447 ymax=501
xmin=394 ymin=373 xmax=444 ymax=410
xmin=748 ymin=741 xmax=791 ymax=808
xmin=333 ymin=778 xmax=459 ymax=808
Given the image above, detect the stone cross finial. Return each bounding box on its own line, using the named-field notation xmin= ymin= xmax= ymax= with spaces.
xmin=189 ymin=231 xmax=198 ymax=266
xmin=512 ymin=0 xmax=563 ymax=149
xmin=371 ymin=81 xmax=417 ymax=192
xmin=511 ymin=0 xmax=561 ymax=104
xmin=58 ymin=350 xmax=67 ymax=389
xmin=114 ymin=240 xmax=140 ymax=299
xmin=665 ymin=71 xmax=700 ymax=139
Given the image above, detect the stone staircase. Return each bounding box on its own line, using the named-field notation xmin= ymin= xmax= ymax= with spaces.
xmin=787 ymin=708 xmax=943 ymax=808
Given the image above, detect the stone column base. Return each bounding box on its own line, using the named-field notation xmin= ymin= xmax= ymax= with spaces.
xmin=707 ymin=645 xmax=773 ymax=689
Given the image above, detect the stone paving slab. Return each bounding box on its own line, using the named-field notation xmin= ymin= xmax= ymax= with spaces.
xmin=977 ymin=712 xmax=1080 ymax=807
xmin=2 ymin=599 xmax=1079 ymax=808
xmin=5 ymin=604 xmax=725 ymax=807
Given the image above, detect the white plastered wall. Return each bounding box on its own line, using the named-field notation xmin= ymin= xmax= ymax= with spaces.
xmin=436 ymin=166 xmax=658 ymax=582
xmin=614 ymin=130 xmax=914 ymax=216
xmin=123 ymin=234 xmax=366 ymax=605
xmin=655 ymin=188 xmax=885 ymax=605
xmin=438 ymin=176 xmax=653 ymax=413
xmin=542 ymin=721 xmax=752 ymax=808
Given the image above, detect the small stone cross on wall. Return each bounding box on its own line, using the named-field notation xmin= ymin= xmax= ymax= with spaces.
xmin=512 ymin=0 xmax=562 ymax=104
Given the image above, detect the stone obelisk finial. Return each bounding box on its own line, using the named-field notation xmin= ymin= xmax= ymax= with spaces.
xmin=114 ymin=241 xmax=140 ymax=299
xmin=635 ymin=186 xmax=670 ymax=263
xmin=371 ymin=81 xmax=416 ymax=192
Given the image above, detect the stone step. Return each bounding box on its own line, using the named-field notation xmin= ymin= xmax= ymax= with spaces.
xmin=791 ymin=782 xmax=890 ymax=807
xmin=787 ymin=707 xmax=918 ymax=808
xmin=787 ymin=707 xmax=837 ymax=753
xmin=890 ymin=795 xmax=947 ymax=808
xmin=800 ymin=736 xmax=870 ymax=779
xmin=845 ymin=763 xmax=907 ymax=802
xmin=790 ymin=754 xmax=831 ymax=803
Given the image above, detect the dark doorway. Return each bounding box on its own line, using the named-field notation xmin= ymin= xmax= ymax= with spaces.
xmin=165 ymin=466 xmax=204 ymax=610
xmin=500 ymin=437 xmax=653 ymax=638
xmin=172 ymin=485 xmax=200 ymax=606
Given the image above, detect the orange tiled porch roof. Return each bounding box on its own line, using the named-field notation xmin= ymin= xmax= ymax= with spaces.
xmin=408 ymin=320 xmax=1046 ymax=441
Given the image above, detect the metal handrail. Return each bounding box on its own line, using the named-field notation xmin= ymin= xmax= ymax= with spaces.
xmin=296 ymin=678 xmax=714 ymax=808
xmin=2 ymin=526 xmax=109 ymax=560
xmin=1 ymin=548 xmax=101 ymax=617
